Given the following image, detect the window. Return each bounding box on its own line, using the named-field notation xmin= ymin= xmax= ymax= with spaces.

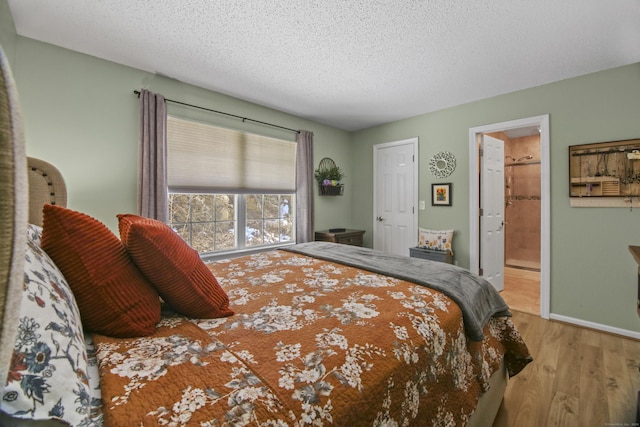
xmin=168 ymin=193 xmax=294 ymax=254
xmin=167 ymin=116 xmax=296 ymax=255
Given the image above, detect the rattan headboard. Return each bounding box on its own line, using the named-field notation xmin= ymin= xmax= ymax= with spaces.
xmin=27 ymin=156 xmax=67 ymax=226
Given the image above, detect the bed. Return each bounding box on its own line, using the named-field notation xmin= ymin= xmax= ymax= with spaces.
xmin=0 ymin=46 xmax=532 ymax=426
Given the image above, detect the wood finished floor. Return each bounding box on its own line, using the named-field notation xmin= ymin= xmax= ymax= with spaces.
xmin=502 ymin=267 xmax=540 ymax=315
xmin=492 ymin=311 xmax=640 ymax=427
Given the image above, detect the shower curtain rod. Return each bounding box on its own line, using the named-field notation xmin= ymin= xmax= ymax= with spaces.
xmin=506 ymin=160 xmax=541 ymax=166
xmin=133 ymin=90 xmax=300 ymax=134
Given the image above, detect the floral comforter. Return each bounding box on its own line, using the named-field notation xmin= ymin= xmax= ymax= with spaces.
xmin=93 ymin=248 xmax=532 ymax=426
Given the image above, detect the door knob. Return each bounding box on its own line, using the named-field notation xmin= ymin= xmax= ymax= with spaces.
xmin=376 ymin=216 xmax=384 ymax=222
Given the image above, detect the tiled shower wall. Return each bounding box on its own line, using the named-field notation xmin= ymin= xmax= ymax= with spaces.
xmin=503 ymin=134 xmax=541 ymax=270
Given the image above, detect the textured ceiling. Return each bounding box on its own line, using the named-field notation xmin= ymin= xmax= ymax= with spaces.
xmin=8 ymin=0 xmax=640 ymax=131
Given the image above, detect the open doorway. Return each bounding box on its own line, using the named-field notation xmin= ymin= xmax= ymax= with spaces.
xmin=491 ymin=128 xmax=541 ymax=271
xmin=468 ymin=115 xmax=550 ymax=319
xmin=489 ymin=128 xmax=541 ymax=315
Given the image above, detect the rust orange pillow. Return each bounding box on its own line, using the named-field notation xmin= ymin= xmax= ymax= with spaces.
xmin=117 ymin=214 xmax=234 ymax=319
xmin=41 ymin=205 xmax=161 ymax=337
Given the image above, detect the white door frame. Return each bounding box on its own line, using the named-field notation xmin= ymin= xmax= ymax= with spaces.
xmin=468 ymin=115 xmax=550 ymax=319
xmin=373 ymin=137 xmax=419 ymax=254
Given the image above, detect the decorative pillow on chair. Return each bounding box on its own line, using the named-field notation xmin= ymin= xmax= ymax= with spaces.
xmin=418 ymin=228 xmax=454 ymax=253
xmin=41 ymin=205 xmax=161 ymax=337
xmin=0 ymin=236 xmax=99 ymax=426
xmin=117 ymin=214 xmax=234 ymax=319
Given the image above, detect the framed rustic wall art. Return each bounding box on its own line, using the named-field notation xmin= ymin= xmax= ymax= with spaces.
xmin=569 ymin=138 xmax=640 ymax=198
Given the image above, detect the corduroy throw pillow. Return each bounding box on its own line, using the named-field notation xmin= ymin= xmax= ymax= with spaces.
xmin=41 ymin=205 xmax=160 ymax=337
xmin=117 ymin=214 xmax=234 ymax=319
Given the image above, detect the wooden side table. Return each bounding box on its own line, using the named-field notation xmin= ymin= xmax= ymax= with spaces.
xmin=314 ymin=229 xmax=365 ymax=247
xmin=409 ymin=247 xmax=453 ymax=264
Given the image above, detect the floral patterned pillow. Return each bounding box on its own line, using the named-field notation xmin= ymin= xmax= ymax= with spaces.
xmin=0 ymin=235 xmax=98 ymax=425
xmin=26 ymin=223 xmax=42 ymax=246
xmin=417 ymin=228 xmax=454 ymax=253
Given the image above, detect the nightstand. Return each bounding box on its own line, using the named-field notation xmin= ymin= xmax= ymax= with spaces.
xmin=314 ymin=229 xmax=365 ymax=247
xmin=409 ymin=247 xmax=453 ymax=264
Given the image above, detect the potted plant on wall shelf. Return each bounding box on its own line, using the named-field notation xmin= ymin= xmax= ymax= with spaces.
xmin=315 ymin=158 xmax=344 ymax=196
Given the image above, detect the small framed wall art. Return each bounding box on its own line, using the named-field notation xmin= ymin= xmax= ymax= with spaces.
xmin=432 ymin=183 xmax=452 ymax=206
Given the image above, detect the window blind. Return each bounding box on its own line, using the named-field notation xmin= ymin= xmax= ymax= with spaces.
xmin=167 ymin=116 xmax=296 ymax=193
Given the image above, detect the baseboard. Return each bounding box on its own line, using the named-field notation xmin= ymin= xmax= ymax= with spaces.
xmin=549 ymin=313 xmax=640 ymax=340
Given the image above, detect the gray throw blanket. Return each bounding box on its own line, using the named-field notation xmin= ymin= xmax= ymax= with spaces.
xmin=283 ymin=242 xmax=510 ymax=341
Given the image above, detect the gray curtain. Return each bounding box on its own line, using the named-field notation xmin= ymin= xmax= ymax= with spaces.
xmin=138 ymin=89 xmax=168 ymax=222
xmin=295 ymin=130 xmax=314 ymax=242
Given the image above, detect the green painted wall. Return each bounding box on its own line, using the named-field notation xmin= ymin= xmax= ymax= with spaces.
xmin=351 ymin=63 xmax=640 ymax=333
xmin=11 ymin=36 xmax=352 ymax=233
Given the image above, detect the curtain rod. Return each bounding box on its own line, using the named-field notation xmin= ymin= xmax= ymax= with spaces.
xmin=133 ymin=90 xmax=300 ymax=134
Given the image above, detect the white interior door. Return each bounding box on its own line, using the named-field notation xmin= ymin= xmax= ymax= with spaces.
xmin=480 ymin=135 xmax=505 ymax=292
xmin=373 ymin=138 xmax=418 ymax=256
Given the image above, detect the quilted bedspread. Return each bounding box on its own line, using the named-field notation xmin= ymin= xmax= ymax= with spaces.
xmin=93 ymin=247 xmax=532 ymax=426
